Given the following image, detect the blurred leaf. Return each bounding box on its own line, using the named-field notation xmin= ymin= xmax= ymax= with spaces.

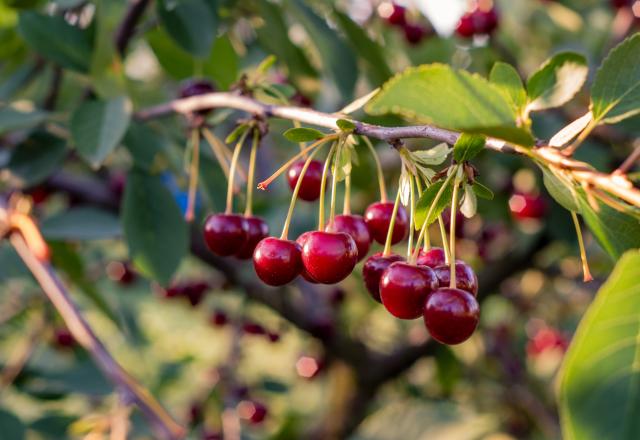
xmin=89 ymin=1 xmax=126 ymax=97
xmin=146 ymin=27 xmax=194 ymax=79
xmin=434 ymin=345 xmax=461 ymax=395
xmin=472 ymin=181 xmax=494 ymax=200
xmin=225 ymin=123 xmax=250 ymax=144
xmin=366 ymin=64 xmax=534 ymax=146
xmin=526 ymin=52 xmax=587 ymax=112
xmin=336 ymin=119 xmax=356 ymax=131
xmin=453 ymin=133 xmax=486 ymax=162
xmin=207 ymin=34 xmax=238 ymax=90
xmin=17 ymin=11 xmax=92 ymax=72
xmin=123 ymin=122 xmax=167 ymax=172
xmin=414 ymin=179 xmax=453 ymax=229
xmin=410 ymin=143 xmax=450 ymax=166
xmin=0 ymin=409 xmax=25 ymax=440
xmin=156 ymin=0 xmax=216 ymax=57
xmin=489 ymin=62 xmax=526 ymax=113
xmin=560 ymin=250 xmax=640 ymax=439
xmin=591 ymin=34 xmax=640 ymax=124
xmin=0 ymin=244 xmax=29 ymax=281
xmin=30 ymin=413 xmax=75 ymax=439
xmin=541 ymin=167 xmax=579 ymax=211
xmin=30 ymin=359 xmax=112 ymax=396
xmin=260 ymin=378 xmax=289 ymax=394
xmin=71 ymin=96 xmax=132 ymax=168
xmin=41 ymin=207 xmax=120 ymax=240
xmin=122 ymin=169 xmax=188 ymax=285
xmin=283 ymin=127 xmax=324 ymax=142
xmin=0 ymin=105 xmax=47 ymax=134
xmin=8 ymin=131 xmax=66 ymax=187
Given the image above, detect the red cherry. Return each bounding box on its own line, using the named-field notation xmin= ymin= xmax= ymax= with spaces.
xmin=423 ymin=288 xmax=480 ymax=345
xmin=456 ymin=13 xmax=476 ymax=38
xmin=432 ymin=263 xmax=479 ymax=296
xmin=204 ymin=213 xmax=248 ymax=257
xmin=296 ymin=232 xmax=319 ymax=283
xmin=287 ymin=159 xmax=325 ymax=202
xmin=362 ymin=252 xmax=404 ymax=303
xmin=379 ymin=262 xmax=438 ymax=319
xmin=509 ymin=193 xmax=547 ymax=220
xmin=610 ymin=0 xmax=632 ymax=9
xmin=236 ymin=216 xmax=269 ymax=259
xmin=53 ymin=328 xmax=76 ymax=348
xmin=384 ymin=3 xmax=406 ymax=26
xmin=210 ymin=309 xmax=228 ymax=327
xmin=301 ymin=231 xmax=358 ymax=284
xmin=403 ymin=24 xmax=427 ymax=44
xmin=326 ymin=214 xmax=372 ymax=261
xmin=183 ymin=281 xmax=209 ymax=306
xmin=253 ymin=237 xmax=302 ymax=286
xmin=527 ymin=327 xmax=569 ymax=357
xmin=472 ymin=8 xmax=499 ymax=34
xmin=416 ymin=247 xmax=447 ymax=268
xmin=106 ymin=261 xmax=137 ymax=285
xmin=266 ymin=331 xmax=281 ymax=343
xmin=179 ymin=79 xmax=216 ymax=114
xmin=364 ymin=201 xmax=409 ymax=245
xmin=238 ymin=400 xmax=267 ymax=425
xmin=242 ymin=321 xmax=266 ymax=335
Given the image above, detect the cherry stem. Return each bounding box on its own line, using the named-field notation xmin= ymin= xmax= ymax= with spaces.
xmin=280 ymin=147 xmax=323 ymax=240
xmin=449 ymin=175 xmax=461 ymax=289
xmin=244 ymin=129 xmax=260 ymax=217
xmin=343 ymin=173 xmax=351 ymax=215
xmin=415 ymin=177 xmax=431 ymax=251
xmin=257 ymin=135 xmax=338 ymax=191
xmin=185 ymin=128 xmax=200 ymax=222
xmin=382 ymin=186 xmax=402 ymax=257
xmin=362 ymin=136 xmax=387 ymax=202
xmin=200 ymin=127 xmax=230 ymax=179
xmin=225 ymin=126 xmax=252 ymax=215
xmin=328 ymin=138 xmax=343 ymax=227
xmin=318 ymin=142 xmax=338 ymax=231
xmin=438 ymin=215 xmax=451 ymax=264
xmin=407 ymin=173 xmax=415 ymax=259
xmin=571 ymin=210 xmax=593 ymax=282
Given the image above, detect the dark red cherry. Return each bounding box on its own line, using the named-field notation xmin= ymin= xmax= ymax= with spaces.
xmin=253 ymin=237 xmax=302 ymax=286
xmin=238 ymin=400 xmax=267 ymax=425
xmin=456 ymin=13 xmax=476 ymax=38
xmin=384 ymin=3 xmax=406 ymax=26
xmin=326 ymin=214 xmax=372 ymax=261
xmin=236 ymin=216 xmax=269 ymax=259
xmin=183 ymin=281 xmax=209 ymax=306
xmin=242 ymin=321 xmax=266 ymax=336
xmin=379 ymin=262 xmax=438 ymax=319
xmin=509 ymin=193 xmax=547 ymax=220
xmin=287 ymin=159 xmax=325 ymax=202
xmin=403 ymin=24 xmax=427 ymax=44
xmin=364 ymin=201 xmax=409 ymax=245
xmin=204 ymin=213 xmax=248 ymax=257
xmin=296 ymin=232 xmax=319 ymax=283
xmin=210 ymin=309 xmax=228 ymax=327
xmin=472 ymin=8 xmax=499 ymax=34
xmin=106 ymin=261 xmax=137 ymax=285
xmin=432 ymin=263 xmax=479 ymax=296
xmin=266 ymin=331 xmax=281 ymax=343
xmin=610 ymin=0 xmax=632 ymax=9
xmin=423 ymin=288 xmax=480 ymax=345
xmin=53 ymin=327 xmax=76 ymax=348
xmin=179 ymin=79 xmax=216 ymax=115
xmin=362 ymin=252 xmax=404 ymax=303
xmin=416 ymin=247 xmax=447 ymax=268
xmin=301 ymin=231 xmax=358 ymax=284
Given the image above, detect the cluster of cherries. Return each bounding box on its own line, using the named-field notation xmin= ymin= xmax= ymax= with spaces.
xmin=455 ymin=5 xmax=499 ymax=39
xmin=380 ymin=2 xmax=431 ymax=45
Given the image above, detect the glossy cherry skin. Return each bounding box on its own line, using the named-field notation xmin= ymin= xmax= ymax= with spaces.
xmin=296 ymin=232 xmax=319 ymax=283
xmin=326 ymin=214 xmax=372 ymax=261
xmin=379 ymin=262 xmax=438 ymax=319
xmin=416 ymin=247 xmax=447 ymax=268
xmin=364 ymin=201 xmax=409 ymax=245
xmin=362 ymin=252 xmax=404 ymax=303
xmin=236 ymin=216 xmax=269 ymax=259
xmin=301 ymin=231 xmax=358 ymax=284
xmin=253 ymin=237 xmax=302 ymax=286
xmin=385 ymin=3 xmax=406 ymax=26
xmin=472 ymin=8 xmax=499 ymax=34
xmin=423 ymin=288 xmax=480 ymax=345
xmin=509 ymin=193 xmax=547 ymax=220
xmin=432 ymin=262 xmax=479 ymax=296
xmin=287 ymin=159 xmax=325 ymax=202
xmin=456 ymin=13 xmax=475 ymax=38
xmin=204 ymin=214 xmax=248 ymax=257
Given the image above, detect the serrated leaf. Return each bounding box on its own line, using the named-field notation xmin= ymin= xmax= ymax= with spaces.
xmin=8 ymin=131 xmax=66 ymax=186
xmin=283 ymin=127 xmax=325 ymax=142
xmin=453 ymin=133 xmax=486 ymax=162
xmin=41 ymin=207 xmax=121 ymax=240
xmin=541 ymin=167 xmax=579 ymax=211
xmin=366 ymin=64 xmax=534 ymax=146
xmin=70 ymin=96 xmax=131 ymax=168
xmin=336 ymin=119 xmax=356 ymax=131
xmin=591 ymin=33 xmax=640 ymax=124
xmin=472 ymin=181 xmax=494 ymax=200
xmin=489 ymin=62 xmax=527 ymax=113
xmin=122 ymin=170 xmax=188 ymax=286
xmin=460 ymin=184 xmax=477 ymax=218
xmin=526 ymin=52 xmax=588 ymax=112
xmin=560 ymin=250 xmax=640 ymax=440
xmin=156 ymin=0 xmax=216 ymax=57
xmin=0 ymin=105 xmax=47 ymax=134
xmin=411 ymin=143 xmax=451 ymax=166
xmin=414 ymin=179 xmax=453 ymax=229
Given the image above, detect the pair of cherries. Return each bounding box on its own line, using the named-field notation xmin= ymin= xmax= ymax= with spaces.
xmin=362 ymin=247 xmax=480 ymax=345
xmin=203 ymin=213 xmax=269 ymax=260
xmin=456 ymin=7 xmax=499 ymax=38
xmin=381 ymin=2 xmax=430 ymax=45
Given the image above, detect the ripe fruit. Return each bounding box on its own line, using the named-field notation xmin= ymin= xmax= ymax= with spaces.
xmin=416 ymin=247 xmax=447 ymax=268
xmin=253 ymin=237 xmax=302 ymax=286
xmin=237 ymin=400 xmax=267 ymax=424
xmin=301 ymin=231 xmax=358 ymax=284
xmin=509 ymin=193 xmax=547 ymax=220
xmin=53 ymin=328 xmax=76 ymax=349
xmin=379 ymin=262 xmax=438 ymax=319
xmin=403 ymin=24 xmax=426 ymax=44
xmin=296 ymin=232 xmax=319 ymax=283
xmin=527 ymin=327 xmax=569 ymax=357
xmin=287 ymin=159 xmax=325 ymax=201
xmin=364 ymin=201 xmax=409 ymax=245
xmin=106 ymin=261 xmax=137 ymax=285
xmin=473 ymin=8 xmax=499 ymax=34
xmin=362 ymin=252 xmax=404 ymax=302
xmin=242 ymin=321 xmax=266 ymax=335
xmin=326 ymin=214 xmax=372 ymax=261
xmin=210 ymin=310 xmax=228 ymax=327
xmin=183 ymin=281 xmax=209 ymax=306
xmin=179 ymin=79 xmax=216 ymax=114
xmin=236 ymin=216 xmax=269 ymax=259
xmin=456 ymin=13 xmax=476 ymax=38
xmin=384 ymin=3 xmax=406 ymax=26
xmin=432 ymin=262 xmax=479 ymax=296
xmin=204 ymin=213 xmax=248 ymax=256
xmin=423 ymin=288 xmax=480 ymax=345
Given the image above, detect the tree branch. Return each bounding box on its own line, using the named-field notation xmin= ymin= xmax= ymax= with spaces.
xmin=115 ymin=0 xmax=151 ymax=56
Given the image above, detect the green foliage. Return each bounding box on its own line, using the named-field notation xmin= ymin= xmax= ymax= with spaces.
xmin=156 ymin=0 xmax=217 ymax=57
xmin=0 ymin=409 xmax=25 ymax=440
xmin=526 ymin=52 xmax=588 ymax=112
xmin=489 ymin=62 xmax=527 ymax=115
xmin=453 ymin=133 xmax=486 ymax=162
xmin=0 ymin=105 xmax=46 ymax=134
xmin=560 ymin=250 xmax=640 ymax=439
xmin=414 ymin=179 xmax=453 ymax=229
xmin=283 ymin=127 xmax=325 ymax=142
xmin=7 ymin=131 xmax=66 ymax=186
xmin=336 ymin=119 xmax=356 ymax=131
xmin=40 ymin=207 xmax=121 ymax=241
xmin=472 ymin=181 xmax=494 ymax=200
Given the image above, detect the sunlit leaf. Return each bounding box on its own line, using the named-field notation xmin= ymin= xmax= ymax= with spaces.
xmin=526 ymin=52 xmax=588 ymax=112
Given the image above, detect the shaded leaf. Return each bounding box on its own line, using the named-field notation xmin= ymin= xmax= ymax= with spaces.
xmin=207 ymin=34 xmax=238 ymax=90
xmin=541 ymin=167 xmax=579 ymax=212
xmin=489 ymin=62 xmax=526 ymax=113
xmin=453 ymin=133 xmax=486 ymax=162
xmin=123 ymin=122 xmax=167 ymax=172
xmin=30 ymin=413 xmax=75 ymax=439
xmin=0 ymin=409 xmax=25 ymax=440
xmin=411 ymin=143 xmax=450 ymax=166
xmin=526 ymin=52 xmax=588 ymax=112
xmin=283 ymin=127 xmax=325 ymax=142
xmin=8 ymin=131 xmax=66 ymax=187
xmin=41 ymin=207 xmax=121 ymax=240
xmin=0 ymin=105 xmax=47 ymax=134
xmin=156 ymin=0 xmax=216 ymax=57
xmin=472 ymin=181 xmax=494 ymax=200
xmin=336 ymin=119 xmax=356 ymax=131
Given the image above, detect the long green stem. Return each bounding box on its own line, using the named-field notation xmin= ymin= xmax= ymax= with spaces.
xmin=407 ymin=174 xmax=415 ymax=259
xmin=571 ymin=210 xmax=593 ymax=282
xmin=185 ymin=128 xmax=200 ymax=222
xmin=343 ymin=174 xmax=351 ymax=215
xmin=244 ymin=129 xmax=260 ymax=217
xmin=225 ymin=127 xmax=251 ymax=214
xmin=449 ymin=179 xmax=461 ymax=289
xmin=437 ymin=216 xmax=451 ymax=264
xmin=318 ymin=142 xmax=338 ymax=231
xmin=415 ymin=177 xmax=431 ymax=251
xmin=362 ymin=136 xmax=387 ymax=202
xmin=382 ymin=188 xmax=402 ymax=257
xmin=328 ymin=138 xmax=343 ymax=226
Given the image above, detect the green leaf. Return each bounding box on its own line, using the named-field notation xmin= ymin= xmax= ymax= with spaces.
xmin=283 ymin=127 xmax=325 ymax=142
xmin=472 ymin=181 xmax=494 ymax=200
xmin=541 ymin=167 xmax=579 ymax=212
xmin=70 ymin=96 xmax=132 ymax=168
xmin=146 ymin=27 xmax=194 ymax=79
xmin=156 ymin=0 xmax=216 ymax=57
xmin=41 ymin=207 xmax=121 ymax=240
xmin=123 ymin=122 xmax=167 ymax=172
xmin=414 ymin=179 xmax=453 ymax=229
xmin=526 ymin=52 xmax=588 ymax=112
xmin=0 ymin=105 xmax=47 ymax=134
xmin=410 ymin=143 xmax=451 ymax=166
xmin=366 ymin=64 xmax=534 ymax=146
xmin=460 ymin=184 xmax=477 ymax=218
xmin=17 ymin=11 xmax=92 ymax=72
xmin=225 ymin=124 xmax=249 ymax=144
xmin=591 ymin=33 xmax=640 ymax=124
xmin=30 ymin=413 xmax=75 ymax=439
xmin=453 ymin=133 xmax=486 ymax=162
xmin=8 ymin=131 xmax=66 ymax=187
xmin=122 ymin=169 xmax=188 ymax=286
xmin=207 ymin=34 xmax=238 ymax=90
xmin=336 ymin=119 xmax=356 ymax=131
xmin=0 ymin=409 xmax=25 ymax=440
xmin=560 ymin=250 xmax=640 ymax=440
xmin=489 ymin=62 xmax=526 ymax=113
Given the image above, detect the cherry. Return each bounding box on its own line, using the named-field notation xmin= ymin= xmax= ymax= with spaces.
xmin=610 ymin=0 xmax=632 ymax=9
xmin=416 ymin=247 xmax=447 ymax=268
xmin=109 ymin=172 xmax=127 ymax=198
xmin=325 ymin=214 xmax=371 ymax=261
xmin=236 ymin=216 xmax=269 ymax=260
xmin=238 ymin=400 xmax=267 ymax=424
xmin=362 ymin=252 xmax=404 ymax=303
xmin=384 ymin=3 xmax=406 ymax=26
xmin=472 ymin=8 xmax=499 ymax=34
xmin=301 ymin=231 xmax=358 ymax=284
xmin=204 ymin=213 xmax=248 ymax=257
xmin=183 ymin=281 xmax=209 ymax=306
xmin=179 ymin=79 xmax=216 ymax=114
xmin=287 ymin=159 xmax=325 ymax=202
xmin=242 ymin=321 xmax=266 ymax=336
xmin=509 ymin=193 xmax=547 ymax=220
xmin=253 ymin=237 xmax=302 ymax=286
xmin=210 ymin=309 xmax=228 ymax=327
xmin=403 ymin=24 xmax=427 ymax=44
xmin=526 ymin=327 xmax=569 ymax=357
xmin=26 ymin=185 xmax=51 ymax=205
xmin=364 ymin=201 xmax=409 ymax=245
xmin=423 ymin=288 xmax=480 ymax=345
xmin=266 ymin=331 xmax=281 ymax=343
xmin=379 ymin=262 xmax=438 ymax=319
xmin=456 ymin=13 xmax=476 ymax=38
xmin=296 ymin=232 xmax=319 ymax=283
xmin=432 ymin=263 xmax=479 ymax=296
xmin=53 ymin=328 xmax=76 ymax=349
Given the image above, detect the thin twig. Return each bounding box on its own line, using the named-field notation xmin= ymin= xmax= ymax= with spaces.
xmin=115 ymin=0 xmax=151 ymax=56
xmin=615 ymin=143 xmax=640 ymax=175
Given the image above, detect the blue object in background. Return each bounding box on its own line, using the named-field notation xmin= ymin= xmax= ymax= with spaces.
xmin=161 ymin=171 xmax=202 ymax=217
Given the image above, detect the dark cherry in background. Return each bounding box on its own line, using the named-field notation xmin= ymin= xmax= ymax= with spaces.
xmin=379 ymin=262 xmax=438 ymax=319
xmin=253 ymin=237 xmax=302 ymax=286
xmin=362 ymin=252 xmax=404 ymax=303
xmin=301 ymin=231 xmax=357 ymax=284
xmin=326 ymin=214 xmax=372 ymax=261
xmin=204 ymin=213 xmax=248 ymax=257
xmin=423 ymin=288 xmax=480 ymax=345
xmin=364 ymin=201 xmax=409 ymax=245
xmin=287 ymin=159 xmax=325 ymax=202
